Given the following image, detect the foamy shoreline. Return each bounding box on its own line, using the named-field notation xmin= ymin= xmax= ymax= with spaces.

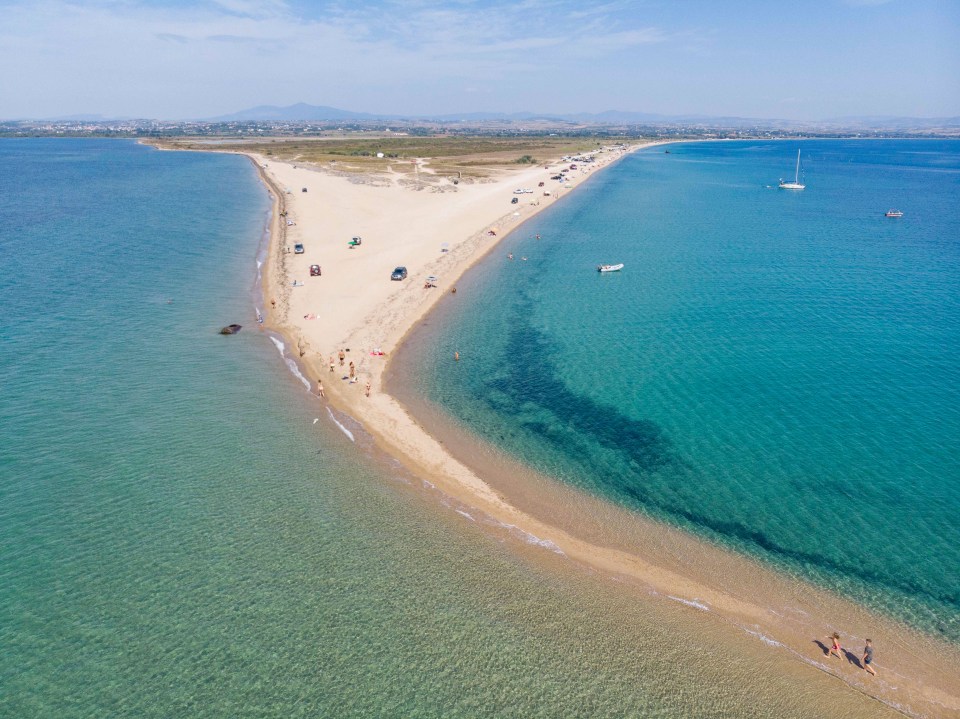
xmin=243 ymin=140 xmax=959 ymax=717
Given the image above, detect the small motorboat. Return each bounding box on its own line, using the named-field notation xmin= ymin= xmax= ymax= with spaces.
xmin=885 ymin=209 xmax=904 ymax=218
xmin=597 ymin=263 xmax=624 ymax=273
xmin=219 ymin=324 xmax=242 ymax=335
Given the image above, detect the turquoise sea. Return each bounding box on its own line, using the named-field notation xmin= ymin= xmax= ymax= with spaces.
xmin=0 ymin=137 xmax=947 ymax=718
xmin=394 ymin=139 xmax=960 ymax=644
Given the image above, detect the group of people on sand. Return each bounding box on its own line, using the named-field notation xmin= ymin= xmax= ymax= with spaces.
xmin=827 ymin=633 xmax=877 ymax=676
xmin=317 ymin=349 xmax=371 ymax=399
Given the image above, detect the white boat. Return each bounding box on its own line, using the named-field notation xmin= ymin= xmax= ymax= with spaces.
xmin=885 ymin=209 xmax=904 ymax=218
xmin=779 ymin=150 xmax=805 ymax=190
xmin=597 ymin=263 xmax=624 ymax=273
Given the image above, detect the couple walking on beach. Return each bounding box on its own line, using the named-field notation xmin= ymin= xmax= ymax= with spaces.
xmin=828 ymin=633 xmax=877 ymax=676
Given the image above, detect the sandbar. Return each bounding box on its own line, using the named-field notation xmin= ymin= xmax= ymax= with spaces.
xmin=245 ymin=141 xmax=959 ymax=718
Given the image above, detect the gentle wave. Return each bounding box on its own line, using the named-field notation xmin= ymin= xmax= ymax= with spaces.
xmin=495 ymin=521 xmax=566 ymax=555
xmin=742 ymin=628 xmax=783 ymax=647
xmin=326 ymin=406 xmax=355 ymax=442
xmin=269 ymin=336 xmax=311 ymax=390
xmin=667 ymin=596 xmax=711 ymax=612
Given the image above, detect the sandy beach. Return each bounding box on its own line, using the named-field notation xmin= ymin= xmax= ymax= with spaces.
xmin=250 ymin=142 xmax=960 ymax=718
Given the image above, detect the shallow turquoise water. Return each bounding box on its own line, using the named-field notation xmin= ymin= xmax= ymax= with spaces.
xmin=2 ymin=139 xmax=900 ymax=718
xmin=400 ymin=140 xmax=960 ymax=642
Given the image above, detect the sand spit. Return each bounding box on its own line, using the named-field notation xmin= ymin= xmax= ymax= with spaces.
xmin=245 ymin=142 xmax=959 ymax=718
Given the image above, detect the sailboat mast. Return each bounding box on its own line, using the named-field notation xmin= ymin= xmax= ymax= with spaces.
xmin=795 ymin=150 xmax=801 ymax=184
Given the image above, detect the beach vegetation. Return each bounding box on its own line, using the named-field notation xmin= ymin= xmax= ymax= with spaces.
xmin=159 ymin=134 xmax=634 ymax=178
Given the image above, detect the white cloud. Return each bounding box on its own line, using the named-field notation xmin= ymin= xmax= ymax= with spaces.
xmin=0 ymin=0 xmax=671 ymax=117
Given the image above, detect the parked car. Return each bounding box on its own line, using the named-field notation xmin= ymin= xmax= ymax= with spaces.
xmin=511 ymin=197 xmax=519 ymax=204
xmin=391 ymin=266 xmax=408 ymax=281
xmin=294 ymin=243 xmax=304 ymax=254
xmin=309 ymin=264 xmax=321 ymax=276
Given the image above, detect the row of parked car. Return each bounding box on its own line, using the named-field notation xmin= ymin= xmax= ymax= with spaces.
xmin=511 ymin=181 xmax=549 ymax=204
xmin=294 ymin=237 xmax=407 ymax=282
xmin=302 ymin=264 xmax=406 ymax=280
xmin=303 ymin=263 xmax=406 ymax=280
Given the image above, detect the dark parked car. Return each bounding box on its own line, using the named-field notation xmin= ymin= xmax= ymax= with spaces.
xmin=309 ymin=264 xmax=321 ymax=276
xmin=391 ymin=266 xmax=408 ymax=281
xmin=294 ymin=243 xmax=304 ymax=254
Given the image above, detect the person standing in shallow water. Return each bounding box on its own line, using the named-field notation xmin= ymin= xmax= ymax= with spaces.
xmin=828 ymin=632 xmax=843 ymax=660
xmin=862 ymin=639 xmax=877 ymax=676
xmin=316 ymin=380 xmax=324 ymax=398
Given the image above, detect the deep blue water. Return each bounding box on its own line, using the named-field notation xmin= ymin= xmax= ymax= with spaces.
xmin=402 ymin=139 xmax=960 ymax=642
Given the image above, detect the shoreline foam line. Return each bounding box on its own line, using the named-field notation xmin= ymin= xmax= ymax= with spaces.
xmin=236 ymin=139 xmax=959 ymax=718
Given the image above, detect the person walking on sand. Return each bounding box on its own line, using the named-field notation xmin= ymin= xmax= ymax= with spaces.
xmin=365 ymin=381 xmax=371 ymax=398
xmin=828 ymin=632 xmax=843 ymax=660
xmin=339 ymin=349 xmax=345 ymax=367
xmin=349 ymin=361 xmax=355 ymax=379
xmin=862 ymin=639 xmax=877 ymax=676
xmin=329 ymin=355 xmax=335 ymax=372
xmin=317 ymin=380 xmax=324 ymax=398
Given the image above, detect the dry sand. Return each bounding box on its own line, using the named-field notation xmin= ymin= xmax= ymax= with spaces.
xmin=248 ymin=143 xmax=960 ymax=718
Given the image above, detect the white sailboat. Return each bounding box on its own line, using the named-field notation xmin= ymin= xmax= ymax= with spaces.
xmin=779 ymin=150 xmax=805 ymax=190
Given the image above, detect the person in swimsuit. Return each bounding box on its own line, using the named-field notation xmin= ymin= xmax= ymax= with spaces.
xmin=828 ymin=632 xmax=843 ymax=660
xmin=862 ymin=639 xmax=876 ymax=676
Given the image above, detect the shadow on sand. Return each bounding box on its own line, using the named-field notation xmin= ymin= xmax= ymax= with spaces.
xmin=811 ymin=639 xmax=863 ymax=668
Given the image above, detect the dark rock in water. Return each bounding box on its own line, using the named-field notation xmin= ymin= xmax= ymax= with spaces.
xmin=220 ymin=324 xmax=242 ymax=335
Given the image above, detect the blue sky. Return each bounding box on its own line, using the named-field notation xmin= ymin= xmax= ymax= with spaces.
xmin=1 ymin=0 xmax=957 ymax=120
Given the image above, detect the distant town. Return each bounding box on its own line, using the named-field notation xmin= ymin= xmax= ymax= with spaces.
xmin=2 ymin=116 xmax=958 ymax=140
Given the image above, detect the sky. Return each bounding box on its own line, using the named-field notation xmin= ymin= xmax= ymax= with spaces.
xmin=1 ymin=0 xmax=958 ymax=121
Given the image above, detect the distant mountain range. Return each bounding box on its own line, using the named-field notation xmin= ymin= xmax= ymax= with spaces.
xmin=208 ymin=104 xmax=775 ymax=125
xmin=208 ymin=103 xmax=382 ymax=122
xmin=207 ymin=104 xmax=960 ymax=130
